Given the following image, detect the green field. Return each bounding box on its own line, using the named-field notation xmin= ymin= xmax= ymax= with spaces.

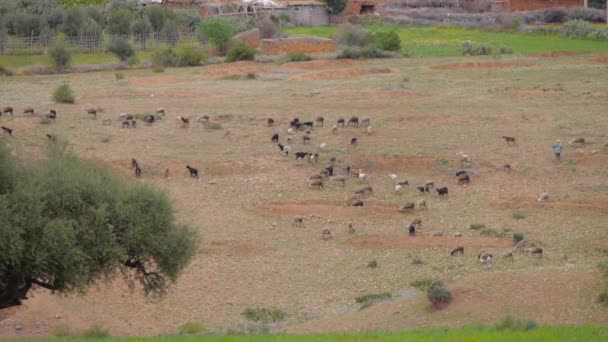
xmin=286 ymin=24 xmax=608 ymax=57
xmin=7 ymin=326 xmax=608 ymax=342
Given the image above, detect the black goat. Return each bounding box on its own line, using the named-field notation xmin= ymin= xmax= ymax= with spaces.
xmin=409 ymin=224 xmax=416 ymax=237
xmin=267 ymin=118 xmax=275 ymax=127
xmin=186 ymin=165 xmax=199 ymax=179
xmin=23 ymin=107 xmax=35 ymax=115
xmin=135 ymin=165 xmax=142 ymax=177
xmin=316 ymin=116 xmax=324 ymax=127
xmin=2 ymin=106 xmax=13 ymax=116
xmin=320 ymin=166 xmax=333 ymax=177
xmin=337 ymin=118 xmax=345 ymax=127
xmin=295 ymin=152 xmax=309 ymax=160
xmin=456 ymin=170 xmax=468 ymax=177
xmin=1 ymin=126 xmax=12 ymax=136
xmin=302 ymin=121 xmax=314 ymax=129
xmin=450 ymin=246 xmax=464 ymax=256
xmin=436 ymin=187 xmax=448 ymax=196
xmin=271 ymin=133 xmax=279 ymax=143
xmin=144 ymin=115 xmax=155 ymax=126
xmin=122 ymin=120 xmax=131 ymax=128
xmin=131 ymin=158 xmax=138 ymax=169
xmin=350 ymin=137 xmax=358 ymax=145
xmin=348 ymin=116 xmax=359 ymax=127
xmin=417 ymin=185 xmax=431 ymax=193
xmin=278 ymin=143 xmax=284 ymax=152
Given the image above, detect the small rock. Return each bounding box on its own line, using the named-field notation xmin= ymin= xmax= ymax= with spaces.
xmin=271 ymin=222 xmax=277 ymax=228
xmin=454 ymin=232 xmax=462 ymax=237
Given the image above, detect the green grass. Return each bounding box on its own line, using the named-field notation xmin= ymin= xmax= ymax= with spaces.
xmin=9 ymin=326 xmax=608 ymax=341
xmin=286 ymin=24 xmax=608 ymax=57
xmin=0 ymin=50 xmax=157 ymax=69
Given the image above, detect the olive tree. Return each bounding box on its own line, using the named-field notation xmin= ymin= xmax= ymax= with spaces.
xmin=0 ymin=141 xmax=198 ymax=310
xmin=196 ymin=17 xmax=235 ymax=55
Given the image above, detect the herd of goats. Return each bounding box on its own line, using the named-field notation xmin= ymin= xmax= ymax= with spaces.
xmin=6 ymin=104 xmax=602 ymax=268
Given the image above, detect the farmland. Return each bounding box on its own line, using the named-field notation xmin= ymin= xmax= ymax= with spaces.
xmin=1 ymin=48 xmax=608 ymax=338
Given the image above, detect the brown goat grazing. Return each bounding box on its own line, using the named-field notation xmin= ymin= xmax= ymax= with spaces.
xmin=450 ymin=246 xmax=464 ymax=256
xmin=316 ymin=116 xmax=324 ymax=127
xmin=84 ymin=107 xmax=97 ymax=118
xmin=1 ymin=126 xmax=13 ymax=136
xmin=45 ymin=111 xmax=56 ymax=122
xmin=23 ymin=107 xmax=35 ymax=115
xmin=361 ymin=117 xmax=370 ymax=127
xmin=415 ymin=199 xmax=427 ymax=210
xmin=178 ymin=116 xmax=190 ymax=126
xmin=186 ymin=165 xmax=199 ymax=179
xmin=337 ymin=117 xmax=345 ymax=127
xmin=122 ymin=120 xmax=131 ymax=128
xmin=399 ymin=202 xmax=415 ymax=213
xmin=501 ymin=164 xmax=512 ymax=171
xmin=457 ymin=173 xmax=470 ymax=185
xmin=46 ymin=133 xmax=56 ymax=141
xmin=321 ymin=229 xmax=333 ymax=240
xmin=502 ymin=136 xmax=516 ymax=144
xmin=267 ymin=118 xmax=275 ymax=127
xmin=350 ymin=137 xmax=358 ymax=145
xmin=303 ymin=135 xmax=311 ymax=144
xmin=569 ymin=137 xmax=585 ymax=145
xmin=135 ymin=165 xmax=142 ymax=178
xmin=2 ymin=106 xmax=13 ymax=116
xmin=292 ymin=216 xmax=304 ymax=227
xmin=308 ymin=179 xmax=324 ymax=189
xmin=530 ymin=247 xmax=543 ymax=258
xmin=348 ymin=116 xmax=359 ymax=127
xmin=156 ymin=108 xmax=166 ymax=118
xmin=503 ymin=250 xmax=515 ymax=261
xmin=144 ymin=115 xmax=155 ymax=126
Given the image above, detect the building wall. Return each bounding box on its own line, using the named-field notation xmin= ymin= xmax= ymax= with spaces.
xmin=506 ymin=0 xmax=584 ymax=12
xmin=261 ymin=36 xmax=335 ymax=54
xmin=343 ymin=0 xmax=384 ymax=17
xmin=285 ymin=6 xmax=329 ymax=26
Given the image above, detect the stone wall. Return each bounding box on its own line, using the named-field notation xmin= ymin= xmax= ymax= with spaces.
xmin=261 ymin=36 xmax=335 ymax=55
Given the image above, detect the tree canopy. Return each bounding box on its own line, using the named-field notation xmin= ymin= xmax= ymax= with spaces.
xmin=0 ymin=141 xmax=198 ymax=310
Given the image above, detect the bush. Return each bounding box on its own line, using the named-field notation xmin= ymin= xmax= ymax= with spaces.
xmin=355 ymin=292 xmax=392 ymax=304
xmin=242 ymin=308 xmax=286 ymax=323
xmin=335 ymin=24 xmax=369 ymax=47
xmin=513 ymin=210 xmax=527 ymax=220
xmin=178 ymin=46 xmax=205 ymax=66
xmin=543 ymin=8 xmax=569 ymax=23
xmin=426 ymin=281 xmax=452 ymax=305
xmin=256 ymin=17 xmax=279 ymax=39
xmin=197 ymin=17 xmax=235 ymax=54
xmin=0 ymin=65 xmax=13 ymax=76
xmin=326 ymin=0 xmax=347 ymax=15
xmin=80 ymin=324 xmax=109 ymax=338
xmin=52 ymin=84 xmax=75 ymax=104
xmin=495 ymin=316 xmax=538 ymax=331
xmin=513 ymin=232 xmax=525 ymax=243
xmin=409 ymin=278 xmax=436 ymax=291
xmin=590 ymin=27 xmax=608 ymax=40
xmin=561 ymin=19 xmax=596 ymax=39
xmin=204 ymin=122 xmax=223 ymax=130
xmin=498 ymin=45 xmax=513 ymax=54
xmin=126 ymin=55 xmax=139 ymax=67
xmin=49 ymin=44 xmax=71 ymax=73
xmin=107 ymin=38 xmax=135 ymax=62
xmin=152 ymin=48 xmax=179 ymax=68
xmin=52 ymin=324 xmax=74 ymax=338
xmin=283 ymin=52 xmax=312 ymax=63
xmin=225 ymin=43 xmax=255 ymax=63
xmin=160 ymin=20 xmax=180 ymax=47
xmin=337 ymin=45 xmax=385 ymax=60
xmin=367 ymin=260 xmax=378 ymax=268
xmin=470 ymin=224 xmax=485 ymax=231
xmin=460 ymin=40 xmax=492 ymax=56
xmin=107 ymin=7 xmax=133 ymax=35
xmin=369 ymin=31 xmax=401 ymax=52
xmin=178 ymin=322 xmax=206 ymax=335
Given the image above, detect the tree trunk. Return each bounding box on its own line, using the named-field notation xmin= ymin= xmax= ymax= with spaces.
xmin=0 ymin=271 xmax=32 ymax=310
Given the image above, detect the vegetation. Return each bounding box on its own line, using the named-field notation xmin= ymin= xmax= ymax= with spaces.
xmin=337 ymin=45 xmax=385 ymax=59
xmin=427 ymin=281 xmax=452 ymax=305
xmin=325 ymin=0 xmax=348 ymax=15
xmin=409 ymin=278 xmax=436 ymax=291
xmin=495 ymin=316 xmax=538 ymax=331
xmin=225 ymin=43 xmax=255 ymax=63
xmin=513 ymin=210 xmax=527 ymax=220
xmin=513 ymin=232 xmax=525 ymax=244
xmin=178 ymin=322 xmax=207 ymax=335
xmin=49 ymin=43 xmax=71 ymax=73
xmin=52 ymin=84 xmax=75 ymax=104
xmin=283 ymin=52 xmax=312 ymax=63
xmin=107 ymin=37 xmax=135 ymax=61
xmin=367 ymin=260 xmax=378 ymax=268
xmin=80 ymin=324 xmax=110 ymax=338
xmin=197 ymin=17 xmax=235 ymax=55
xmin=178 ymin=46 xmax=205 ymax=66
xmin=368 ymin=31 xmax=402 ymax=52
xmin=470 ymin=223 xmax=486 ymax=231
xmin=461 ymin=40 xmax=492 ymax=55
xmin=152 ymin=48 xmax=180 ymax=68
xmin=598 ymin=260 xmax=608 ymax=306
xmin=0 ymin=141 xmax=198 ymax=309
xmin=355 ymin=292 xmax=392 ymax=304
xmin=242 ymin=307 xmax=286 ymax=323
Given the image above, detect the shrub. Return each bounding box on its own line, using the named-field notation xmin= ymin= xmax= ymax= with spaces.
xmin=412 ymin=256 xmax=424 ymax=265
xmin=495 ymin=316 xmax=538 ymax=331
xmin=470 ymin=224 xmax=485 ymax=230
xmin=178 ymin=322 xmax=206 ymax=335
xmin=513 ymin=210 xmax=527 ymax=220
xmin=52 ymin=84 xmax=75 ymax=104
xmin=204 ymin=122 xmax=223 ymax=130
xmin=225 ymin=43 xmax=255 ymax=63
xmin=107 ymin=7 xmax=133 ymax=35
xmin=460 ymin=40 xmax=492 ymax=56
xmin=368 ymin=31 xmax=401 ymax=52
xmin=426 ymin=281 xmax=452 ymax=305
xmin=178 ymin=46 xmax=205 ymax=66
xmin=126 ymin=55 xmax=139 ymax=67
xmin=283 ymin=52 xmax=312 ymax=63
xmin=52 ymin=324 xmax=74 ymax=338
xmin=107 ymin=37 xmax=135 ymax=62
xmin=256 ymin=17 xmax=279 ymax=39
xmin=0 ymin=65 xmax=13 ymax=76
xmin=439 ymin=158 xmax=449 ymax=165
xmin=335 ymin=24 xmax=369 ymax=47
xmin=543 ymin=8 xmax=569 ymax=23
xmin=513 ymin=232 xmax=525 ymax=243
xmin=561 ymin=19 xmax=596 ymax=39
xmin=326 ymin=0 xmax=347 ymax=15
xmin=80 ymin=324 xmax=109 ymax=338
xmin=498 ymin=45 xmax=513 ymax=54
xmin=590 ymin=27 xmax=608 ymax=40
xmin=367 ymin=260 xmax=378 ymax=268
xmin=152 ymin=48 xmax=179 ymax=68
xmin=242 ymin=308 xmax=286 ymax=323
xmin=197 ymin=17 xmax=236 ymax=54
xmin=337 ymin=45 xmax=385 ymax=60
xmin=354 ymin=292 xmax=392 ymax=309
xmin=49 ymin=44 xmax=71 ymax=73
xmin=160 ymin=20 xmax=180 ymax=47
xmin=409 ymin=278 xmax=436 ymax=291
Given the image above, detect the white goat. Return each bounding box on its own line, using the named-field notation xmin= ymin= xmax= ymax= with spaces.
xmin=395 ymin=184 xmax=402 ymax=194
xmin=538 ymin=192 xmax=549 ymax=203
xmin=320 ymin=142 xmax=327 ymax=151
xmin=458 ymin=151 xmax=471 ymax=163
xmin=388 ymin=173 xmax=398 ymax=181
xmin=367 ymin=126 xmax=373 ymax=135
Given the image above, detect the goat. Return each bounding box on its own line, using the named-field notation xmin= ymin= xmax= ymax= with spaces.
xmin=457 ymin=173 xmax=470 ymax=185
xmin=308 ymin=179 xmax=323 ymax=189
xmin=358 ymin=185 xmax=374 ymax=195
xmin=303 ymin=135 xmax=311 ymax=144
xmin=457 ymin=151 xmax=471 ymax=165
xmin=538 ymin=192 xmax=549 ymax=203
xmin=503 ymin=250 xmax=515 ymax=262
xmin=135 ymin=165 xmax=142 ymax=177
xmin=165 ymin=168 xmax=170 ymax=179
xmin=455 ymin=170 xmax=468 ymax=177
xmin=119 ymin=113 xmax=134 ymax=121
xmin=178 ymin=116 xmax=190 ymax=126
xmin=410 ymin=218 xmax=422 ymax=227
xmin=348 ymin=116 xmax=359 ymax=127
xmin=1 ymin=126 xmax=13 ymax=136
xmin=156 ymin=108 xmax=166 ymax=118
xmin=186 ymin=165 xmax=199 ymax=179
xmin=271 ymin=133 xmax=279 ymax=143
xmin=287 ymin=136 xmax=294 ymax=144
xmin=144 ymin=115 xmax=155 ymax=126
xmin=396 ymin=179 xmax=409 ymax=186
xmin=395 ymin=184 xmax=402 ymax=194
xmin=366 ymin=126 xmax=373 ymax=135
xmin=320 ymin=166 xmax=334 ymax=177
xmin=530 ymin=247 xmax=543 ymax=258
xmin=348 ymin=223 xmax=356 ymax=234
xmin=316 ymin=116 xmax=324 ymax=127
xmin=450 ymin=246 xmax=464 ymax=256
xmin=357 ymin=170 xmax=367 ymax=183
xmin=295 ymin=152 xmax=309 ymax=160
xmin=347 ymin=197 xmax=364 ymax=207
xmin=23 ymin=107 xmax=35 ymax=115
xmin=361 ymin=117 xmax=370 ymax=127
xmin=502 ymin=136 xmax=516 ymax=144
xmin=46 ymin=133 xmax=56 ymax=141
xmin=278 ymin=143 xmax=284 ymax=152
xmin=501 ymin=163 xmax=512 ymax=171
xmin=320 ymin=142 xmax=327 ymax=151
xmin=292 ymin=216 xmax=304 ymax=228
xmin=2 ymin=106 xmax=13 ymax=116
xmin=122 ymin=120 xmax=131 ymax=128
xmin=415 ymin=199 xmax=427 ymax=210
xmin=337 ymin=118 xmax=345 ymax=127
xmin=350 ymin=137 xmax=358 ymax=145
xmin=283 ymin=145 xmax=291 ymax=157
xmin=331 ymin=176 xmax=346 ymax=186
xmin=417 ymin=184 xmax=431 ymax=193
xmin=45 ymin=111 xmax=56 ymax=122
xmin=331 ymin=125 xmax=338 ymax=135
xmin=398 ymin=202 xmax=415 ymax=213
xmin=198 ymin=115 xmax=210 ymax=123
xmin=321 ymin=229 xmax=333 ymax=240
xmin=569 ymin=137 xmax=585 ymax=145
xmin=302 ymin=121 xmax=314 ymax=129
xmin=478 ymin=251 xmax=493 ymax=268
xmin=84 ymin=107 xmax=96 ymax=118
xmin=388 ymin=173 xmax=398 ymax=181
xmin=130 ymin=120 xmax=136 ymax=128
xmin=425 ymin=181 xmax=434 ymax=190
xmin=409 ymin=224 xmax=416 ymax=237
xmin=436 ymin=187 xmax=448 ymax=196
xmin=131 ymin=158 xmax=138 ymax=169
xmin=309 ymin=153 xmax=319 ymax=164
xmin=267 ymin=118 xmax=275 ymax=127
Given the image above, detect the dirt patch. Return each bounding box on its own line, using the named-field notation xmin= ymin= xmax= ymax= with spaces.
xmin=345 ymin=155 xmax=450 ymax=172
xmin=587 ymin=56 xmax=608 ymax=64
xmin=529 ymin=51 xmax=584 ymax=57
xmin=281 ymin=59 xmax=361 ymax=70
xmin=129 ymin=75 xmax=188 ymax=87
xmin=201 ymin=239 xmax=272 ymax=257
xmin=492 ymin=196 xmax=608 ymax=212
xmin=319 ymin=90 xmax=427 ymax=99
xmin=0 ymin=116 xmax=39 ymax=131
xmin=345 ymin=234 xmax=511 ymax=249
xmin=429 ymin=61 xmax=536 ymax=70
xmin=253 ymin=200 xmax=400 ymax=217
xmin=291 ymin=68 xmax=394 ymax=81
xmin=505 ymin=90 xmax=563 ymax=97
xmin=200 ymin=61 xmax=271 ymax=77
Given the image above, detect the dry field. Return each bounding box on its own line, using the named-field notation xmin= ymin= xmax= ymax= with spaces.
xmin=1 ymin=53 xmax=608 ymax=337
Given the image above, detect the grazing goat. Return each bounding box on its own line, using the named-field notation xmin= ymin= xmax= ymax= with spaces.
xmin=303 ymin=135 xmax=311 ymax=144
xmin=271 ymin=133 xmax=279 ymax=143
xmin=156 ymin=108 xmax=166 ymax=118
xmin=409 ymin=224 xmax=416 ymax=237
xmin=320 ymin=166 xmax=334 ymax=177
xmin=84 ymin=107 xmax=96 ymax=118
xmin=45 ymin=111 xmax=56 ymax=122
xmin=530 ymin=247 xmax=543 ymax=258
xmin=417 ymin=184 xmax=431 ymax=193
xmin=178 ymin=116 xmax=190 ymax=126
xmin=457 ymin=151 xmax=471 ymax=165
xmin=538 ymin=192 xmax=549 ymax=203
xmin=569 ymin=137 xmax=585 ymax=145
xmin=455 ymin=170 xmax=468 ymax=177
xmin=399 ymin=202 xmax=415 ymax=213
xmin=337 ymin=118 xmax=345 ymax=127
xmin=415 ymin=199 xmax=427 ymax=210
xmin=331 ymin=125 xmax=338 ymax=135
xmin=395 ymin=184 xmax=402 ymax=194
xmin=457 ymin=172 xmax=470 ymax=185
xmin=501 ymin=164 xmax=512 ymax=171
xmin=119 ymin=113 xmax=134 ymax=121
xmin=316 ymin=116 xmax=324 ymax=127
xmin=302 ymin=121 xmax=314 ymax=129
xmin=198 ymin=115 xmax=210 ymax=123
xmin=46 ymin=133 xmax=56 ymax=141
xmin=267 ymin=118 xmax=275 ymax=127
xmin=130 ymin=120 xmax=136 ymax=128
xmin=23 ymin=107 xmax=35 ymax=115
xmin=348 ymin=223 xmax=356 ymax=234
xmin=122 ymin=120 xmax=131 ymax=128
xmin=331 ymin=176 xmax=346 ymax=186
xmin=165 ymin=168 xmax=170 ymax=179
xmin=450 ymin=246 xmax=464 ymax=256
xmin=503 ymin=250 xmax=515 ymax=262
xmin=478 ymin=251 xmax=493 ymax=268
xmin=502 ymin=136 xmax=516 ymax=144
xmin=356 ymin=170 xmax=367 ymax=183
xmin=361 ymin=117 xmax=370 ymax=127
xmin=308 ymin=179 xmax=323 ymax=189
xmin=436 ymin=187 xmax=448 ymax=196
xmin=366 ymin=126 xmax=373 ymax=135
xmin=321 ymin=229 xmax=333 ymax=240
xmin=396 ymin=179 xmax=409 ymax=186
xmin=348 ymin=116 xmax=359 ymax=127
xmin=309 ymin=153 xmax=319 ymax=163
xmin=295 ymin=152 xmax=309 ymax=160
xmin=347 ymin=198 xmax=364 ymax=207
xmin=131 ymin=158 xmax=138 ymax=169
xmin=410 ymin=218 xmax=422 ymax=228
xmin=350 ymin=137 xmax=358 ymax=145
xmin=282 ymin=145 xmax=291 ymax=157
xmin=278 ymin=143 xmax=284 ymax=152
xmin=2 ymin=106 xmax=13 ymax=116
xmin=388 ymin=173 xmax=398 ymax=181
xmin=292 ymin=216 xmax=304 ymax=228
xmin=144 ymin=115 xmax=155 ymax=126
xmin=1 ymin=126 xmax=13 ymax=136
xmin=320 ymin=142 xmax=327 ymax=151
xmin=135 ymin=165 xmax=142 ymax=177
xmin=186 ymin=165 xmax=199 ymax=179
